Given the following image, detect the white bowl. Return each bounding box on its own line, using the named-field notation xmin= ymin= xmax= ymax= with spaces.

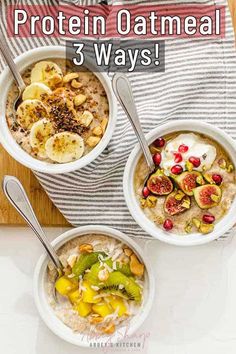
xmin=33 ymin=225 xmax=155 ymax=347
xmin=0 ymin=46 xmax=117 ymax=174
xmin=123 ymin=120 xmax=236 ymax=246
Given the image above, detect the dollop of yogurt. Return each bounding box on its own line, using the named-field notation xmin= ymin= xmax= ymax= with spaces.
xmin=160 ymin=133 xmax=216 ymax=175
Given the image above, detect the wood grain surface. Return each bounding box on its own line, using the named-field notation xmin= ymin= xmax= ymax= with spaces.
xmin=0 ymin=3 xmax=235 ymax=225
xmin=0 ymin=146 xmax=69 ymax=225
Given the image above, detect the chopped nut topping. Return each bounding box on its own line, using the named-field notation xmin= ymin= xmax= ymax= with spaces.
xmin=92 ymin=125 xmax=103 ymax=136
xmin=63 ymin=73 xmax=79 ymax=83
xmin=87 ymin=136 xmax=101 ymax=147
xmin=79 ymin=243 xmax=93 ymax=253
xmin=130 ymin=254 xmax=144 ymax=277
xmin=71 ymin=79 xmax=83 ymax=89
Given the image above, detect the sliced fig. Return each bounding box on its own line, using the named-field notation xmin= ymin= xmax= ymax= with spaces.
xmin=176 ymin=171 xmax=203 ymax=196
xmin=164 ymin=191 xmax=191 ymax=216
xmin=147 ymin=171 xmax=173 ymax=196
xmin=193 ymin=185 xmax=222 ymax=209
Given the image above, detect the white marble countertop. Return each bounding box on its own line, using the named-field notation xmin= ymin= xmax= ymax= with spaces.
xmin=1 ymin=226 xmax=236 ymax=354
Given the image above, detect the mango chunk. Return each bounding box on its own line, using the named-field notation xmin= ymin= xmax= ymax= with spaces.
xmin=74 ymin=301 xmax=92 ymax=317
xmin=55 ymin=276 xmax=77 ymax=296
xmin=92 ymin=302 xmax=113 ymax=317
xmin=68 ymin=289 xmax=81 ymax=304
xmin=109 ymin=296 xmax=127 ymax=317
xmin=82 ymin=280 xmax=100 ymax=303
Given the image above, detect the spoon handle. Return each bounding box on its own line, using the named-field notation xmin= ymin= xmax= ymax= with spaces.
xmin=2 ymin=176 xmax=62 ymax=270
xmin=112 ymin=73 xmax=155 ymax=171
xmin=0 ymin=35 xmax=26 ymax=91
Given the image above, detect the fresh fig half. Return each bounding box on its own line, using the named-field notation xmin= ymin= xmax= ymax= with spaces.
xmin=147 ymin=171 xmax=173 ymax=196
xmin=164 ymin=190 xmax=191 ymax=216
xmin=193 ymin=185 xmax=222 ymax=209
xmin=176 ymin=171 xmax=203 ymax=196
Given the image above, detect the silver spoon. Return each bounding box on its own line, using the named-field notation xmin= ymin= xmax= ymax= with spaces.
xmin=0 ymin=35 xmax=26 ymax=115
xmin=2 ymin=176 xmax=63 ymax=277
xmin=112 ymin=73 xmax=155 ymax=174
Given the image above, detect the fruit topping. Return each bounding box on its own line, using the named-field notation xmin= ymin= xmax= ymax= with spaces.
xmin=186 ymin=161 xmax=194 ymax=171
xmin=153 ymin=152 xmax=162 ymax=166
xmin=193 ymin=185 xmax=222 ymax=209
xmin=147 ymin=171 xmax=173 ymax=195
xmin=218 ymin=158 xmax=227 ymax=169
xmin=192 ymin=217 xmax=201 ymax=229
xmin=163 ymin=219 xmax=173 ymax=231
xmin=212 ymin=174 xmax=223 ymax=185
xmin=199 ymin=223 xmax=214 ymax=234
xmin=227 ymin=164 xmax=234 ymax=173
xmin=176 ymin=171 xmax=203 ymax=196
xmin=153 ymin=137 xmax=165 ymax=148
xmin=202 ymin=214 xmax=215 ymax=224
xmin=189 ymin=156 xmax=201 ymax=168
xmin=140 ymin=195 xmax=157 ymax=208
xmin=171 ymin=164 xmax=183 ymax=175
xmin=72 ymin=252 xmax=106 ymax=277
xmin=164 ymin=191 xmax=191 ymax=216
xmin=178 ymin=144 xmax=189 ymax=153
xmin=174 ymin=153 xmax=183 ymax=163
xmin=142 ymin=186 xmax=150 ymax=198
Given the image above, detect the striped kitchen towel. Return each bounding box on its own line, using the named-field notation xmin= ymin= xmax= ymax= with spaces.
xmin=0 ymin=0 xmax=236 ymax=240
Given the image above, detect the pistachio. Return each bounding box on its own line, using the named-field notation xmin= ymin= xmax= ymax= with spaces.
xmin=218 ymin=158 xmax=227 ymax=169
xmin=211 ymin=194 xmax=220 ymax=203
xmin=196 ymin=175 xmax=204 ymax=185
xmin=140 ymin=198 xmax=147 ymax=208
xmin=199 ymin=222 xmax=214 ymax=234
xmin=227 ymin=164 xmax=234 ymax=173
xmin=98 ymin=268 xmax=109 ymax=281
xmin=184 ymin=222 xmax=192 ymax=233
xmin=86 ymin=136 xmax=101 ymax=147
xmin=71 ymin=79 xmax=83 ymax=89
xmin=175 ymin=190 xmax=185 ymax=201
xmin=181 ymin=199 xmax=191 ymax=209
xmin=192 ymin=217 xmax=201 ymax=229
xmin=155 ymin=216 xmax=165 ymax=225
xmin=186 ymin=161 xmax=193 ymax=172
xmin=79 ymin=243 xmax=93 ymax=253
xmin=101 ymin=118 xmax=108 ymax=133
xmin=92 ymin=125 xmax=103 ymax=136
xmin=123 ymin=248 xmax=133 ymax=257
xmin=130 ymin=254 xmax=144 ymax=277
xmin=63 ymin=72 xmax=79 ymax=83
xmin=74 ymin=94 xmax=87 ymax=106
xmin=146 ymin=195 xmax=157 ymax=208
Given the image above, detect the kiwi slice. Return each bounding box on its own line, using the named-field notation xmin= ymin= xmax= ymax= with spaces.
xmin=72 ymin=252 xmax=106 ymax=277
xmin=84 ymin=259 xmax=132 ymax=285
xmin=102 ymin=288 xmax=129 ymax=300
xmin=102 ymin=271 xmax=142 ymax=303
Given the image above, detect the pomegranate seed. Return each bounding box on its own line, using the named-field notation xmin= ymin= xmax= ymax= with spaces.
xmin=178 ymin=144 xmax=189 ymax=153
xmin=174 ymin=153 xmax=183 ymax=163
xmin=171 ymin=164 xmax=183 ymax=175
xmin=153 ymin=137 xmax=165 ymax=148
xmin=212 ymin=174 xmax=223 ymax=185
xmin=153 ymin=152 xmax=162 ymax=166
xmin=189 ymin=156 xmax=201 ymax=168
xmin=163 ymin=219 xmax=173 ymax=231
xmin=202 ymin=214 xmax=215 ymax=224
xmin=142 ymin=186 xmax=150 ymax=198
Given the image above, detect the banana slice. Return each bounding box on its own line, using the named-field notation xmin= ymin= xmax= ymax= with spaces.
xmin=29 ymin=118 xmax=55 ymax=158
xmin=22 ymin=83 xmax=52 ymax=101
xmin=45 ymin=132 xmax=84 ymax=163
xmin=16 ymin=99 xmax=48 ymax=130
xmin=31 ymin=61 xmax=63 ymax=88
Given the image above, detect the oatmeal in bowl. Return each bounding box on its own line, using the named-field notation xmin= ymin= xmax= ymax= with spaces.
xmin=124 ymin=120 xmax=236 ymax=246
xmin=34 ymin=226 xmax=154 ymax=347
xmin=0 ymin=46 xmax=117 ymax=173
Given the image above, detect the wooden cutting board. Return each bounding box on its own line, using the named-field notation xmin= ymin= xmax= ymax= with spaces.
xmin=0 ymin=2 xmax=235 ymax=225
xmin=0 ymin=145 xmax=69 ymax=226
